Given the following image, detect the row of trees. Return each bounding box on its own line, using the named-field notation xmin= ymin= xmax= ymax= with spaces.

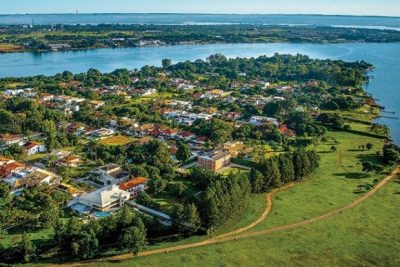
xmin=196 ymin=172 xmax=252 ymax=232
xmin=251 ymin=150 xmax=319 ymax=193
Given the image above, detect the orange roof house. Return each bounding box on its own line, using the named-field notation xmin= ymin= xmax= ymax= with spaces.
xmin=119 ymin=177 xmax=149 ymax=198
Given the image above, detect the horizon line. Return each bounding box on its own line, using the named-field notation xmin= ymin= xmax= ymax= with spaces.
xmin=0 ymin=12 xmax=399 ymax=19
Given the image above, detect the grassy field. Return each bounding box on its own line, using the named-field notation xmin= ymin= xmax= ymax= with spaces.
xmin=251 ymin=128 xmax=387 ymax=231
xmin=99 ymin=135 xmax=135 ymax=146
xmin=95 ymin=176 xmax=400 ymax=267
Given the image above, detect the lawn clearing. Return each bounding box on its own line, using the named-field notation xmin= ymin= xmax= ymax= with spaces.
xmin=99 ymin=135 xmax=135 ymax=146
xmin=97 ymin=177 xmax=399 ymax=267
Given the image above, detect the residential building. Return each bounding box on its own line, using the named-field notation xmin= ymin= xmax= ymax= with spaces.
xmin=23 ymin=142 xmax=46 ymax=156
xmin=4 ymin=167 xmax=60 ymax=193
xmin=198 ymin=149 xmax=232 ymax=171
xmin=249 ymin=116 xmax=279 ymax=127
xmin=69 ymin=184 xmax=130 ymax=213
xmin=223 ymin=141 xmax=244 ymax=157
xmin=90 ymin=163 xmax=130 ymax=186
xmin=119 ymin=177 xmax=149 ymax=199
xmin=0 ymin=134 xmax=25 ymax=146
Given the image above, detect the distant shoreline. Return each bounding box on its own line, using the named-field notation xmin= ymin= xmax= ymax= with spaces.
xmin=0 ymin=13 xmax=399 ymax=19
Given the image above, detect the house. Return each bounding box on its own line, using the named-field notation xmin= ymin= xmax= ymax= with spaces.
xmin=134 ymin=88 xmax=157 ymax=96
xmin=58 ymin=183 xmax=85 ymax=197
xmin=90 ymin=100 xmax=105 ymax=109
xmin=69 ymin=184 xmax=130 ymax=213
xmin=0 ymin=134 xmax=25 ymax=146
xmin=58 ymin=155 xmax=82 ymax=167
xmin=88 ymin=128 xmax=115 ymax=138
xmin=192 ymin=136 xmax=207 ymax=145
xmin=4 ymin=167 xmax=60 ymax=193
xmin=223 ymin=141 xmax=244 ymax=157
xmin=158 ymin=128 xmax=178 ymax=139
xmin=0 ymin=161 xmax=25 ymax=178
xmin=90 ymin=163 xmax=130 ymax=186
xmin=23 ymin=142 xmax=47 ymax=156
xmin=176 ymin=131 xmax=196 ymax=141
xmin=278 ymin=124 xmax=296 ymax=138
xmin=198 ymin=149 xmax=231 ymax=171
xmin=119 ymin=177 xmax=149 ymax=199
xmin=0 ymin=156 xmax=14 ymax=166
xmin=249 ymin=116 xmax=279 ymax=127
xmin=225 ymin=112 xmax=241 ymax=120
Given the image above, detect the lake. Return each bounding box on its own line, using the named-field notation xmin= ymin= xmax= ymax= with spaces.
xmin=0 ymin=42 xmax=399 ymax=144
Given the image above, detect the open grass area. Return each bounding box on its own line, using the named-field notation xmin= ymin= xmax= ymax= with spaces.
xmin=219 ymin=165 xmax=251 ymax=176
xmin=250 ymin=129 xmax=387 ymax=231
xmin=96 ymin=177 xmax=400 ymax=267
xmin=99 ymin=135 xmax=135 ymax=146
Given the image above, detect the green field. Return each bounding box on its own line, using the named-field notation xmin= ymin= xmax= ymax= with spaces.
xmin=95 ymin=177 xmax=399 ymax=267
xmin=99 ymin=135 xmax=135 ymax=146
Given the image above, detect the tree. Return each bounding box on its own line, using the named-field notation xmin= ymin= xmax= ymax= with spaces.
xmin=19 ymin=233 xmax=36 ymax=263
xmin=382 ymin=144 xmax=400 ymax=163
xmin=176 ymin=141 xmax=191 ymax=162
xmin=0 ymin=183 xmax=11 ymax=199
xmin=362 ymin=161 xmax=374 ymax=173
xmin=366 ymin=143 xmax=373 ymax=151
xmin=161 ymin=58 xmax=172 ymax=68
xmin=169 ymin=182 xmax=187 ymax=198
xmin=249 ymin=168 xmax=264 ymax=193
xmin=263 ymin=102 xmax=282 ymax=117
xmin=277 ymin=154 xmax=295 ymax=184
xmin=148 ymin=178 xmax=167 ymax=196
xmin=119 ymin=226 xmax=146 ymax=255
xmin=182 ymin=203 xmax=201 ymax=235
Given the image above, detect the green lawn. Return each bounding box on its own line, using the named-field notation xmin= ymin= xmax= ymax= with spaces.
xmin=96 ymin=176 xmax=399 ymax=267
xmin=99 ymin=135 xmax=135 ymax=146
xmin=251 ymin=129 xmax=387 ymax=231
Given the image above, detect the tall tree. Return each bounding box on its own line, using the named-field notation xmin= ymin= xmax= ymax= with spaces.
xmin=176 ymin=141 xmax=191 ymax=162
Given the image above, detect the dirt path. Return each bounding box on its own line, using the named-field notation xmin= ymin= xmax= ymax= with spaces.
xmin=56 ymin=166 xmax=399 ymax=266
xmin=215 ymin=183 xmax=295 ymax=239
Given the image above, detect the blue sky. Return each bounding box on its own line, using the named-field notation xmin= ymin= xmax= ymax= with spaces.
xmin=1 ymin=0 xmax=399 ymax=16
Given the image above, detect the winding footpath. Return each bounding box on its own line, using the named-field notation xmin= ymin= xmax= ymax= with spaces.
xmin=57 ymin=166 xmax=399 ymax=266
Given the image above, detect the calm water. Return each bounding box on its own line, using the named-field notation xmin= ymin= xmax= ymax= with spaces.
xmin=0 ymin=43 xmax=399 ymax=144
xmin=1 ymin=14 xmax=400 ymax=28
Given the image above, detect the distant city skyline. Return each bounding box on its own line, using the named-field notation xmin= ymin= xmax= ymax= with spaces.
xmin=1 ymin=0 xmax=400 ymax=17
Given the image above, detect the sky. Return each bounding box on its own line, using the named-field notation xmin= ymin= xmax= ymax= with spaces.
xmin=1 ymin=0 xmax=399 ymax=17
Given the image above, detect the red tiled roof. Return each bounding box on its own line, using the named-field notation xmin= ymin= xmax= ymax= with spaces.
xmin=119 ymin=177 xmax=148 ymax=191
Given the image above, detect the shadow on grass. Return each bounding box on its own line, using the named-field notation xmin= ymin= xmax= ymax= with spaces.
xmin=334 ymin=172 xmax=370 ymax=179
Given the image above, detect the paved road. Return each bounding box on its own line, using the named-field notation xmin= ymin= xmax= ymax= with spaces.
xmin=55 ymin=166 xmax=399 ymax=266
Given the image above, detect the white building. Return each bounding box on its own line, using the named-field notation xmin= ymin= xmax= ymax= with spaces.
xmin=68 ymin=185 xmax=131 ymax=212
xmin=249 ymin=116 xmax=279 ymax=127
